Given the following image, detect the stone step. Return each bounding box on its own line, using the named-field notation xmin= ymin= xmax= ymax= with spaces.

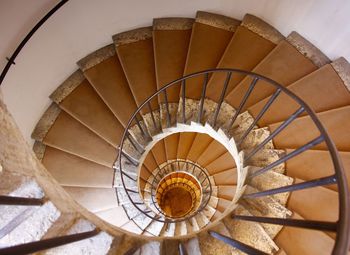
xmin=177 ymin=132 xmax=197 ymax=159
xmin=234 ymin=127 xmax=274 ymax=150
xmin=225 ymin=31 xmax=329 ymax=110
xmin=96 ymin=206 xmax=129 ymax=227
xmin=163 ymin=133 xmax=180 ymax=161
xmin=243 ymin=149 xmax=286 ymax=174
xmin=212 ymin=168 xmax=237 ymax=186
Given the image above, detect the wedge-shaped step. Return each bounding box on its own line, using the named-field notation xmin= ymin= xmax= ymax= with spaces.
xmin=224 ymin=205 xmax=279 ymax=254
xmin=206 ymin=151 xmax=236 ymax=175
xmin=196 ymin=139 xmax=227 ymax=168
xmin=242 ymin=186 xmax=292 ymax=238
xmin=198 ymin=222 xmax=236 ymax=255
xmin=38 ymin=144 xmax=114 ymax=188
xmin=212 ymin=168 xmax=237 ymax=185
xmin=153 ymin=18 xmax=194 ymax=128
xmin=244 ymin=149 xmax=286 ymax=174
xmin=50 ymin=70 xmax=125 ymax=148
xmin=0 ymin=202 xmax=60 ymax=247
xmin=269 ymin=105 xmax=350 ymax=151
xmin=233 ymin=127 xmax=274 ymax=150
xmin=187 ymin=133 xmax=213 ymax=162
xmin=144 ymin=218 xmax=165 ymax=236
xmin=32 ymin=104 xmax=116 ymax=167
xmin=96 ymin=206 xmax=129 ymax=227
xmin=248 ymin=58 xmax=350 ymax=126
xmin=225 ymin=31 xmax=329 ymax=110
xmin=177 ymin=132 xmax=197 ymax=159
xmin=44 ymin=219 xmax=114 ymax=255
xmin=285 ymin=149 xmax=350 ymax=191
xmin=275 ymin=213 xmax=335 ymax=255
xmin=247 ymin=166 xmax=293 ymax=204
xmin=217 ymin=186 xmax=237 ymax=201
xmin=63 ymin=187 xmax=117 ymax=212
xmin=287 ymin=178 xmax=338 ymax=222
xmin=77 ymin=44 xmax=138 ymax=127
xmin=164 ymin=133 xmax=180 ymax=160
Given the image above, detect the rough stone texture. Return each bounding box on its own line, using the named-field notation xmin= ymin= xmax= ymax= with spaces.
xmin=331 ymin=57 xmax=350 ymax=91
xmin=235 ymin=127 xmax=274 ymax=150
xmin=244 ymin=149 xmax=286 ymax=174
xmin=194 ymin=212 xmax=209 ymax=228
xmin=160 ymin=103 xmax=178 ymax=129
xmin=77 ymin=44 xmax=116 ymax=72
xmin=133 ymin=213 xmax=153 ymax=231
xmin=0 ymin=170 xmax=29 ymax=196
xmin=122 ymin=203 xmax=140 ymax=220
xmin=44 ymin=219 xmax=113 ymax=255
xmin=198 ymin=222 xmax=236 ymax=255
xmin=247 ymin=166 xmax=293 ymax=205
xmin=113 ymin=27 xmax=153 ymax=46
xmin=123 ymin=137 xmax=142 ymax=160
xmin=116 ymin=187 xmax=143 ymax=206
xmin=31 ymin=103 xmax=61 ymax=141
xmin=196 ymin=11 xmax=240 ymax=32
xmin=160 ymin=222 xmax=176 ymax=237
xmin=243 ymin=186 xmax=292 ymax=238
xmin=226 ymin=111 xmax=256 ymax=136
xmin=0 ymin=202 xmax=60 ymax=247
xmin=153 ymin=18 xmax=194 ymax=30
xmin=50 ymin=70 xmax=85 ymax=104
xmin=241 ymin=14 xmax=285 ymax=44
xmin=33 ymin=141 xmax=46 ymax=161
xmin=184 ymin=237 xmax=201 ymax=255
xmin=202 ymin=204 xmax=216 ymax=221
xmin=286 ymin=31 xmax=330 ymax=68
xmin=144 ymin=219 xmax=164 ymax=236
xmin=142 ymin=109 xmax=162 ymax=137
xmin=129 ymin=122 xmax=152 ymax=147
xmin=204 ymin=99 xmax=236 ymax=129
xmin=141 ymin=241 xmax=161 ymax=255
xmin=177 ymin=97 xmax=199 ymax=124
xmin=224 ymin=206 xmax=279 ymax=254
xmin=114 ymin=166 xmax=137 ymax=189
xmin=175 ymin=221 xmax=187 ymax=236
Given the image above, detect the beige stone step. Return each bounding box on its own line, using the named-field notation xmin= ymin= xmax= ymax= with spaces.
xmin=164 ymin=133 xmax=179 ymax=160
xmin=140 ymin=241 xmax=161 ymax=255
xmin=224 ymin=205 xmax=279 ymax=254
xmin=196 ymin=139 xmax=227 ymax=167
xmin=151 ymin=139 xmax=167 ymax=165
xmin=247 ymin=166 xmax=293 ymax=205
xmin=32 ymin=104 xmax=116 ymax=167
xmin=233 ymin=127 xmax=274 ymax=150
xmin=285 ymin=149 xmax=350 ymax=192
xmin=35 ymin=142 xmax=113 ymax=188
xmin=206 ymin=13 xmax=284 ymax=102
xmin=177 ymin=132 xmax=197 ymax=159
xmin=175 ymin=221 xmax=187 ymax=236
xmin=242 ymin=186 xmax=292 ymax=239
xmin=212 ymin=168 xmax=237 ymax=186
xmin=50 ymin=70 xmax=125 ymax=148
xmin=206 ymin=151 xmax=236 ymax=175
xmin=217 ymin=198 xmax=232 ymax=213
xmin=113 ymin=27 xmax=158 ymax=111
xmin=39 ymin=213 xmax=77 ymax=240
xmin=187 ymin=133 xmax=213 ymax=162
xmin=183 ymin=11 xmax=240 ymax=100
xmin=225 ymin=31 xmax=330 ymax=110
xmin=95 ymin=206 xmax=129 ymax=227
xmin=153 ymin=18 xmax=194 ymax=128
xmin=243 ymin=149 xmax=286 ymax=174
xmin=269 ymin=105 xmax=350 ymax=151
xmin=248 ymin=58 xmax=350 ymax=126
xmin=160 ymin=222 xmax=176 ymax=237
xmin=144 ymin=219 xmax=165 ymax=237
xmin=77 ymin=44 xmax=138 ymax=127
xmin=217 ymin=185 xmax=236 ymax=201
xmin=183 ymin=237 xmax=201 ymax=255
xmin=275 ymin=212 xmax=335 ymax=255
xmin=198 ymin=222 xmax=236 ymax=255
xmin=62 ymin=186 xmax=117 ymax=212
xmin=121 ymin=220 xmax=143 ymax=235
xmin=287 ymin=178 xmax=338 ymax=222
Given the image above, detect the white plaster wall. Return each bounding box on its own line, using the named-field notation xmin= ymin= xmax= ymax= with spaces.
xmin=1 ymin=0 xmax=350 ymax=143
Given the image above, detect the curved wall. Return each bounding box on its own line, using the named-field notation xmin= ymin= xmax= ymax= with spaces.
xmin=1 ymin=0 xmax=350 ymax=143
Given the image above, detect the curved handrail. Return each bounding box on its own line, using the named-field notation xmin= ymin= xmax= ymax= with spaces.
xmin=116 ymin=68 xmax=349 ymax=254
xmin=0 ymin=0 xmax=70 ymax=85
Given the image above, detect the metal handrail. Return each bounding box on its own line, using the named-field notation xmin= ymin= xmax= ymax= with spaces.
xmin=116 ymin=68 xmax=349 ymax=254
xmin=0 ymin=0 xmax=70 ymax=86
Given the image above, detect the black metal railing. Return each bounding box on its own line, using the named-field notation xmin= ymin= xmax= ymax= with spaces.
xmin=116 ymin=69 xmax=349 ymax=254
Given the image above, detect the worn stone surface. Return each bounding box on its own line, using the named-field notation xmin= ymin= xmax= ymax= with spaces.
xmin=331 ymin=57 xmax=350 ymax=92
xmin=31 ymin=103 xmax=61 ymax=141
xmin=184 ymin=237 xmax=201 ymax=255
xmin=122 ymin=203 xmax=141 ymax=220
xmin=141 ymin=241 xmax=161 ymax=255
xmin=177 ymin=98 xmax=199 ymax=124
xmin=235 ymin=127 xmax=274 ymax=150
xmin=224 ymin=206 xmax=279 ymax=254
xmin=286 ymin=31 xmax=330 ymax=68
xmin=77 ymin=44 xmax=116 ymax=71
xmin=153 ymin=17 xmax=194 ymax=30
xmin=133 ymin=213 xmax=153 ymax=230
xmin=241 ymin=14 xmax=285 ymax=44
xmin=0 ymin=202 xmax=60 ymax=246
xmin=33 ymin=141 xmax=46 ymax=161
xmin=160 ymin=222 xmax=176 ymax=237
xmin=175 ymin=221 xmax=187 ymax=236
xmin=144 ymin=219 xmax=164 ymax=236
xmin=205 ymin=99 xmax=236 ymax=129
xmin=142 ymin=109 xmax=162 ymax=136
xmin=113 ymin=27 xmax=153 ymax=46
xmin=160 ymin=103 xmax=178 ymax=128
xmin=50 ymin=70 xmax=85 ymax=104
xmin=243 ymin=186 xmax=292 ymax=238
xmin=244 ymin=149 xmax=286 ymax=174
xmin=196 ymin=11 xmax=240 ymax=32
xmin=247 ymin=166 xmax=293 ymax=205
xmin=129 ymin=122 xmax=152 ymax=147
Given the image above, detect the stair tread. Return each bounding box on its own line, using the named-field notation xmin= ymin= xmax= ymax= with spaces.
xmin=96 ymin=206 xmax=129 ymax=227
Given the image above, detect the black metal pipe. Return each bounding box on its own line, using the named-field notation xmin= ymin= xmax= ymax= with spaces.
xmin=181 ymin=80 xmax=186 ymax=123
xmin=0 ymin=195 xmax=45 ymax=206
xmin=197 ymin=73 xmax=209 ymax=123
xmin=163 ymin=90 xmax=171 ymax=128
xmin=212 ymin=72 xmax=232 ymax=127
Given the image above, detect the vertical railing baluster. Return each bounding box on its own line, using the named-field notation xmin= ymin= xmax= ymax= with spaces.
xmin=163 ymin=90 xmax=171 ymax=128
xmin=0 ymin=196 xmax=44 ymax=206
xmin=147 ymin=101 xmax=158 ymax=131
xmin=228 ymin=77 xmax=259 ymax=129
xmin=181 ymin=80 xmax=186 ymax=123
xmin=179 ymin=242 xmax=187 ymax=255
xmin=245 ymin=106 xmax=305 ymax=162
xmin=126 ymin=133 xmax=144 ymax=154
xmin=212 ymin=72 xmax=232 ymax=127
xmin=197 ymin=73 xmax=209 ymax=123
xmin=237 ymin=88 xmax=281 ymax=145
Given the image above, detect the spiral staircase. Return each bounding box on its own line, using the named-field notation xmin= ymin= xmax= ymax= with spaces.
xmin=0 ymin=10 xmax=350 ymax=255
